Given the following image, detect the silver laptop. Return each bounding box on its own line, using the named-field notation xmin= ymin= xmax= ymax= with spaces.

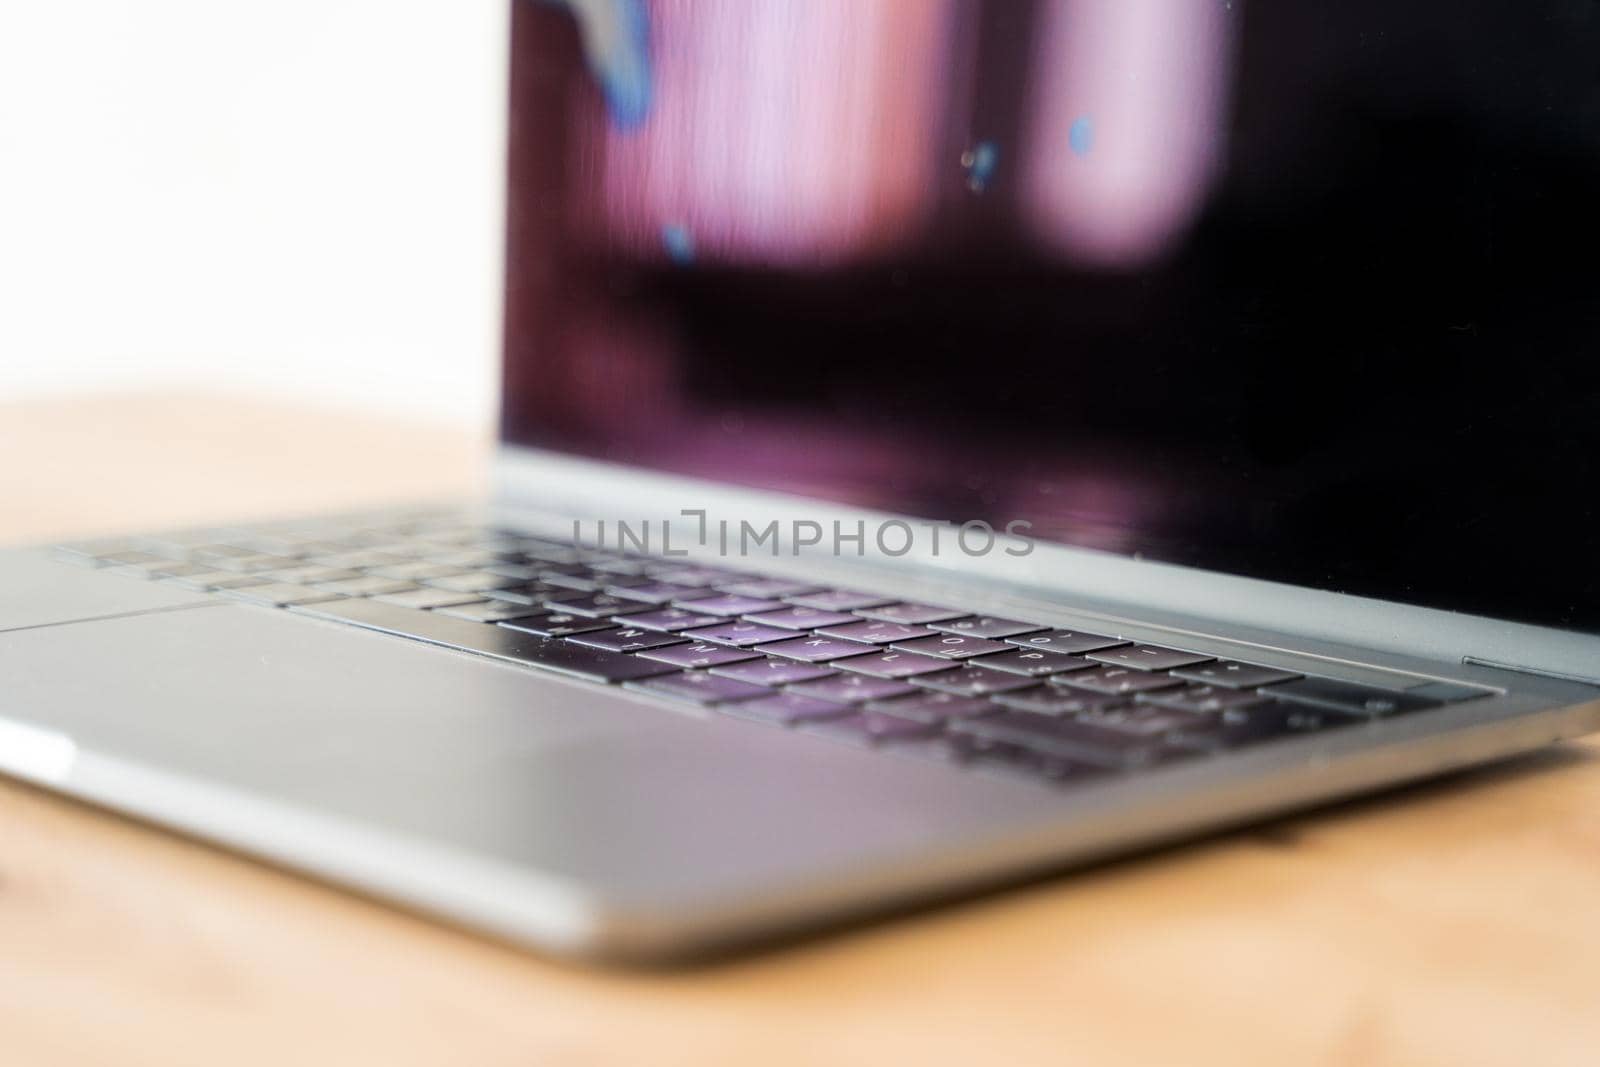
xmin=5 ymin=0 xmax=1599 ymax=962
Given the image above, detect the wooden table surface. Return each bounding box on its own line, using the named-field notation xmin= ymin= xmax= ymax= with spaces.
xmin=4 ymin=392 xmax=1599 ymax=1067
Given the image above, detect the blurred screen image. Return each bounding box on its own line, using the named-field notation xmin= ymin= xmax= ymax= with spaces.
xmin=503 ymin=0 xmax=1600 ymax=632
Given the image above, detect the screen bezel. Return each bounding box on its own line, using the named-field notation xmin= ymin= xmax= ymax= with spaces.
xmin=491 ymin=443 xmax=1600 ymax=684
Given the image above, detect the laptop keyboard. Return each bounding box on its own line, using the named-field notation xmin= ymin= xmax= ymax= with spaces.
xmin=58 ymin=512 xmax=1492 ymax=789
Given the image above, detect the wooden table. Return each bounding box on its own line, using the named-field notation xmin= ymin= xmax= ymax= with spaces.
xmin=4 ymin=393 xmax=1598 ymax=1067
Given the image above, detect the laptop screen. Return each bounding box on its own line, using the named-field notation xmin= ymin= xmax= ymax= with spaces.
xmin=501 ymin=0 xmax=1600 ymax=634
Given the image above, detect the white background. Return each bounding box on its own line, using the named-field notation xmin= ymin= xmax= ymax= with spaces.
xmin=0 ymin=1 xmax=509 ymax=424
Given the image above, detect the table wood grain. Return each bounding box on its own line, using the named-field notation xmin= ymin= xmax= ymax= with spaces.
xmin=3 ymin=392 xmax=1598 ymax=1067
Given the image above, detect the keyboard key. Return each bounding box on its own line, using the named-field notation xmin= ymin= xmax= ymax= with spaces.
xmin=367 ymin=561 xmax=466 ymax=581
xmin=798 ymin=712 xmax=943 ymax=746
xmin=531 ymin=559 xmax=594 ymax=576
xmin=482 ymin=583 xmax=585 ymax=607
xmin=755 ymin=635 xmax=877 ymax=663
xmin=97 ymin=549 xmax=180 ymax=567
xmin=648 ymin=565 xmax=736 ymax=587
xmin=1407 ymin=681 xmax=1495 ymax=704
xmin=291 ymin=599 xmax=680 ymax=683
xmin=1171 ymin=660 xmax=1304 ymax=689
xmin=110 ymin=560 xmax=212 ymax=579
xmin=891 ymin=633 xmax=1013 ymax=660
xmin=925 ymin=616 xmax=1044 ymax=639
xmin=1005 ymin=629 xmax=1127 ymax=655
xmin=742 ymin=606 xmax=859 ymax=630
xmin=283 ymin=541 xmax=360 ymax=560
xmin=681 ymin=620 xmax=796 ymax=647
xmin=216 ymin=543 xmax=318 ymax=566
xmin=309 ymin=549 xmax=407 ymax=570
xmin=608 ymin=581 xmax=714 ymax=604
xmin=540 ymin=569 xmax=606 ymax=592
xmin=104 ymin=555 xmax=186 ymax=574
xmin=719 ymin=693 xmax=854 ymax=726
xmin=786 ymin=675 xmax=918 ymax=704
xmin=497 ymin=611 xmax=615 ymax=638
xmin=625 ymin=671 xmax=771 ymax=705
xmin=1076 ymin=705 xmax=1211 ymax=737
xmin=433 ymin=600 xmax=549 ymax=623
xmin=184 ymin=542 xmax=268 ymax=561
xmin=310 ymin=575 xmax=417 ymax=597
xmin=714 ymin=578 xmax=819 ymax=599
xmin=590 ymin=573 xmax=658 ymax=592
xmin=1086 ymin=644 xmax=1214 ymax=671
xmin=257 ymin=565 xmax=362 ymax=585
xmin=480 ymin=562 xmax=542 ymax=582
xmin=910 ymin=666 xmax=1042 ymax=697
xmin=812 ymin=619 xmax=934 ymax=645
xmin=783 ymin=590 xmax=896 ymax=612
xmin=623 ymin=607 xmax=731 ymax=632
xmin=568 ymin=627 xmax=689 ymax=654
xmin=398 ymin=526 xmax=478 ymax=546
xmin=186 ymin=543 xmax=264 ymax=562
xmin=421 ymin=570 xmax=524 ymax=593
xmin=709 ymin=657 xmax=839 ymax=687
xmin=833 ymin=649 xmax=957 ymax=679
xmin=1052 ymin=665 xmax=1186 ymax=696
xmin=637 ymin=641 xmax=762 ymax=669
xmin=971 ymin=649 xmax=1095 ymax=677
xmin=164 ymin=571 xmax=275 ymax=591
xmin=1167 ymin=702 xmax=1363 ymax=751
xmin=208 ymin=553 xmax=299 ymax=573
xmin=865 ymin=692 xmax=997 ymax=723
xmin=519 ymin=540 xmax=584 ymax=564
xmin=676 ymin=594 xmax=784 ymax=617
xmin=1136 ymin=684 xmax=1273 ymax=715
xmin=221 ymin=583 xmax=346 ymax=607
xmin=855 ymin=602 xmax=968 ymax=624
xmin=1268 ymin=677 xmax=1442 ymax=718
xmin=892 ymin=734 xmax=1101 ymax=785
xmin=426 ymin=548 xmax=518 ymax=568
xmin=589 ymin=557 xmax=654 ymax=576
xmin=551 ymin=593 xmax=653 ymax=618
xmin=992 ymin=689 xmax=1127 ymax=715
xmin=586 ymin=569 xmax=656 ymax=591
xmin=372 ymin=587 xmax=486 ymax=610
xmin=953 ymin=711 xmax=1196 ymax=769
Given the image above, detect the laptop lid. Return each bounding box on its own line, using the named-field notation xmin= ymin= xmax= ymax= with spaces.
xmin=494 ymin=0 xmax=1600 ymax=679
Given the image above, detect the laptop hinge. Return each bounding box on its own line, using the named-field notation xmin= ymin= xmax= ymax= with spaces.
xmin=1463 ymin=656 xmax=1600 ymax=689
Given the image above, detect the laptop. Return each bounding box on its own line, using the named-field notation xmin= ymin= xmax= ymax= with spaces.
xmin=5 ymin=0 xmax=1599 ymax=962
